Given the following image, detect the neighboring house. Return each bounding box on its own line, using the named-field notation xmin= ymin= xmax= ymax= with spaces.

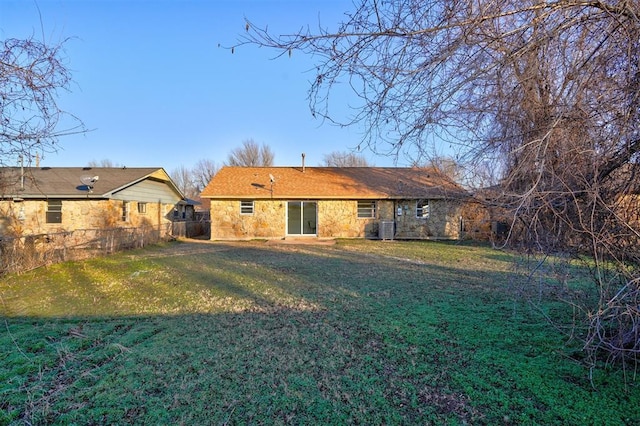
xmin=200 ymin=166 xmax=468 ymax=240
xmin=0 ymin=167 xmax=193 ymax=237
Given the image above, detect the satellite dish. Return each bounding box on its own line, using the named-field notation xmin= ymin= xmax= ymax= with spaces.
xmin=80 ymin=175 xmax=99 ymax=192
xmin=269 ymin=173 xmax=275 ymax=183
xmin=80 ymin=175 xmax=99 ymax=185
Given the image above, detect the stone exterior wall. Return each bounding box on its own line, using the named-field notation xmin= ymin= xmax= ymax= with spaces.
xmin=316 ymin=200 xmax=395 ymax=238
xmin=393 ymin=199 xmax=463 ymax=240
xmin=620 ymin=194 xmax=640 ymax=227
xmin=318 ymin=200 xmax=372 ymax=238
xmin=0 ymin=199 xmax=178 ymax=237
xmin=210 ymin=199 xmax=286 ymax=240
xmin=210 ymin=198 xmax=463 ymax=240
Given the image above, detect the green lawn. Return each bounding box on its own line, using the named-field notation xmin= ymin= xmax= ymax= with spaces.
xmin=1 ymin=240 xmax=637 ymax=425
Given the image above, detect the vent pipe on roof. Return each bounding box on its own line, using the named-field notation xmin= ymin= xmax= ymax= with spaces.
xmin=301 ymin=153 xmax=306 ymax=172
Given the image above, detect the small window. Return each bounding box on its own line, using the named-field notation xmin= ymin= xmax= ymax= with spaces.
xmin=416 ymin=199 xmax=430 ymax=218
xmin=46 ymin=200 xmax=62 ymax=223
xmin=121 ymin=201 xmax=130 ymax=222
xmin=138 ymin=202 xmax=147 ymax=214
xmin=357 ymin=200 xmax=376 ymax=218
xmin=240 ymin=200 xmax=254 ymax=215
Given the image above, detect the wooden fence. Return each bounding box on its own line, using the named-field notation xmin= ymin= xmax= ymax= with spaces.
xmin=171 ymin=220 xmax=210 ymax=239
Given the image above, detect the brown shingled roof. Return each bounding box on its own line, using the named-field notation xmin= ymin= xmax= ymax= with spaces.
xmin=0 ymin=167 xmax=180 ymax=199
xmin=201 ymin=167 xmax=467 ymax=200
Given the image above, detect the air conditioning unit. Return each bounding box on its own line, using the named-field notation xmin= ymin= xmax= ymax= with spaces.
xmin=379 ymin=220 xmax=395 ymax=240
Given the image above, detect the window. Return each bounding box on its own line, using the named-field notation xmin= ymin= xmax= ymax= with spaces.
xmin=121 ymin=201 xmax=130 ymax=222
xmin=137 ymin=202 xmax=147 ymax=214
xmin=357 ymin=200 xmax=376 ymax=218
xmin=46 ymin=200 xmax=62 ymax=223
xmin=416 ymin=199 xmax=430 ymax=218
xmin=240 ymin=200 xmax=254 ymax=215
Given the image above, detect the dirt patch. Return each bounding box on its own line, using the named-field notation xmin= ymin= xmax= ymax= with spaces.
xmin=419 ymin=387 xmax=483 ymax=422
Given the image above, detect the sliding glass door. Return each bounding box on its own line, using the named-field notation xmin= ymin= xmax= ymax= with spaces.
xmin=287 ymin=201 xmax=317 ymax=235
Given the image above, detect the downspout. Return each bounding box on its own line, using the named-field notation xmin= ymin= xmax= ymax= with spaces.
xmin=158 ymin=199 xmax=162 ymax=238
xmin=393 ymin=200 xmax=397 ymax=239
xmin=19 ymin=155 xmax=24 ymax=191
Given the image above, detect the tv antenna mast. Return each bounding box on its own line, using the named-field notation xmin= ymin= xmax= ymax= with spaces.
xmin=269 ymin=173 xmax=275 ymax=197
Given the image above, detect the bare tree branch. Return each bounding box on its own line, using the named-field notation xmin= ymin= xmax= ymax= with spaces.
xmin=1 ymin=36 xmax=85 ymax=166
xmin=226 ymin=139 xmax=275 ymax=166
xmin=322 ymin=150 xmax=371 ymax=166
xmin=192 ymin=159 xmax=219 ymax=192
xmin=170 ymin=165 xmax=199 ymax=199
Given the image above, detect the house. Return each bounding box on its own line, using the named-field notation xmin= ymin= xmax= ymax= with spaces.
xmin=200 ymin=166 xmax=468 ymax=240
xmin=0 ymin=167 xmax=192 ymax=237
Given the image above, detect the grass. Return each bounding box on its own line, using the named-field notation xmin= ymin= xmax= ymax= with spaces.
xmin=0 ymin=239 xmax=638 ymax=425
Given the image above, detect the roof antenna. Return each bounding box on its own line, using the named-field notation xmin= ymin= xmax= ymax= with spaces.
xmin=269 ymin=173 xmax=275 ymax=198
xmin=301 ymin=152 xmax=306 ymax=172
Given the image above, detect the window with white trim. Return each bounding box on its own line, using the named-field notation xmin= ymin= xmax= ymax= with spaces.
xmin=416 ymin=199 xmax=430 ymax=218
xmin=357 ymin=200 xmax=376 ymax=218
xmin=240 ymin=200 xmax=254 ymax=215
xmin=138 ymin=202 xmax=147 ymax=214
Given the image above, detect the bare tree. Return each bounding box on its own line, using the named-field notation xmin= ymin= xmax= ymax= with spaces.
xmin=192 ymin=159 xmax=219 ymax=192
xmin=322 ymin=150 xmax=371 ymax=167
xmin=169 ymin=160 xmax=219 ymax=199
xmin=239 ymin=1 xmax=640 ymax=370
xmin=1 ymin=36 xmax=84 ymax=167
xmin=87 ymin=159 xmax=122 ymax=168
xmin=170 ymin=165 xmax=198 ymax=199
xmin=226 ymin=139 xmax=274 ymax=166
xmin=425 ymin=156 xmax=463 ymax=185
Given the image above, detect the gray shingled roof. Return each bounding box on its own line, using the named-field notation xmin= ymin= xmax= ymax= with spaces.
xmin=0 ymin=167 xmax=179 ymax=199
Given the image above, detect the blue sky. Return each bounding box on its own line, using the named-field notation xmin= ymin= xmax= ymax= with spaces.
xmin=1 ymin=0 xmax=413 ymax=171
